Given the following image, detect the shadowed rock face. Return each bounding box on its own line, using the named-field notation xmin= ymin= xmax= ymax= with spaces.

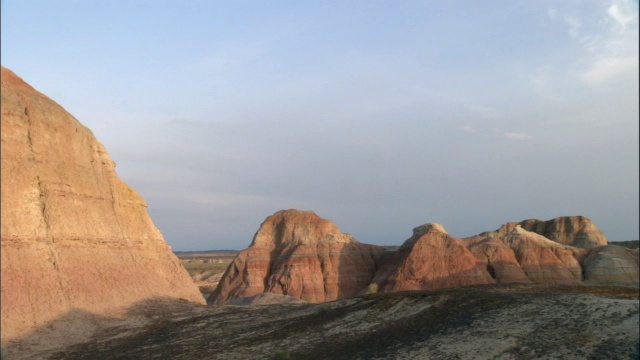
xmin=0 ymin=67 xmax=204 ymax=343
xmin=582 ymin=245 xmax=639 ymax=287
xmin=209 ymin=210 xmax=387 ymax=304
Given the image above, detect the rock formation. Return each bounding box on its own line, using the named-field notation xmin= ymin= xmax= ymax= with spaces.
xmin=582 ymin=245 xmax=639 ymax=287
xmin=464 ymin=218 xmax=635 ymax=287
xmin=0 ymin=67 xmax=204 ymax=344
xmin=209 ymin=209 xmax=387 ymax=304
xmin=467 ymin=216 xmax=607 ymax=248
xmin=490 ymin=226 xmax=584 ymax=284
xmin=370 ymin=223 xmax=495 ymax=291
xmin=367 ymin=217 xmax=628 ymax=294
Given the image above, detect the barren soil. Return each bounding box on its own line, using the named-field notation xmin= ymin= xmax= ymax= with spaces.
xmin=6 ymin=284 xmax=637 ymax=360
xmin=175 ymin=251 xmax=237 ymax=299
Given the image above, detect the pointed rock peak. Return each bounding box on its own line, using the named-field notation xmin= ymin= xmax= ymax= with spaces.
xmin=412 ymin=223 xmax=448 ymax=237
xmin=250 ymin=209 xmax=354 ymax=248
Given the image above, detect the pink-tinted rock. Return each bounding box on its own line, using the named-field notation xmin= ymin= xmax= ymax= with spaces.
xmin=209 ymin=210 xmax=386 ymax=304
xmin=371 ymin=224 xmax=495 ymax=292
xmin=468 ymin=216 xmax=607 ymax=248
xmin=467 ymin=238 xmax=531 ymax=284
xmin=496 ymin=226 xmax=584 ymax=284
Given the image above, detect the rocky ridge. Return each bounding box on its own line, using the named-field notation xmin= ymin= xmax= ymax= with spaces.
xmin=214 ymin=212 xmax=638 ymax=305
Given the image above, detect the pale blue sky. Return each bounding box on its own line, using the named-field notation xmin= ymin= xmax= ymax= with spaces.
xmin=2 ymin=1 xmax=638 ymax=250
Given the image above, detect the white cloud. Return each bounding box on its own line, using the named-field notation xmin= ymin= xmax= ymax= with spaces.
xmin=459 ymin=125 xmax=477 ymax=134
xmin=503 ymin=132 xmax=533 ymax=141
xmin=530 ymin=1 xmax=638 ymax=88
xmin=492 ymin=128 xmax=532 ymax=141
xmin=582 ymin=55 xmax=639 ymax=84
xmin=608 ymin=4 xmax=634 ymax=28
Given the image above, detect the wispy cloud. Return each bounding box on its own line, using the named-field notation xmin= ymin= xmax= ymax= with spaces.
xmin=608 ymin=4 xmax=635 ymax=29
xmin=459 ymin=125 xmax=477 ymax=134
xmin=582 ymin=55 xmax=639 ymax=84
xmin=531 ymin=0 xmax=638 ymax=88
xmin=564 ymin=16 xmax=582 ymax=38
xmin=492 ymin=128 xmax=532 ymax=141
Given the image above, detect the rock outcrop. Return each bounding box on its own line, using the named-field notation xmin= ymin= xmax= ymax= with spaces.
xmin=370 ymin=224 xmax=495 ymax=291
xmin=582 ymin=245 xmax=639 ymax=287
xmin=492 ymin=226 xmax=584 ymax=284
xmin=368 ymin=217 xmax=627 ymax=294
xmin=0 ymin=67 xmax=204 ymax=344
xmin=209 ymin=210 xmax=387 ymax=304
xmin=468 ymin=216 xmax=607 ymax=248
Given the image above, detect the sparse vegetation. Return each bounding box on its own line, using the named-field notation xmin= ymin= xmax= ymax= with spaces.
xmin=315 ymin=303 xmax=333 ymax=315
xmin=273 ymin=351 xmax=291 ymax=359
xmin=36 ymin=283 xmax=638 ymax=360
xmin=367 ymin=282 xmax=379 ymax=294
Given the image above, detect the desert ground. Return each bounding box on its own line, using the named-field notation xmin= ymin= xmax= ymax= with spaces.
xmin=5 ymin=283 xmax=638 ymax=360
xmin=175 ymin=251 xmax=238 ymax=300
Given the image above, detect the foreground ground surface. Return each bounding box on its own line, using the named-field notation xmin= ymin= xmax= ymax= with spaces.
xmin=7 ymin=284 xmax=639 ymax=360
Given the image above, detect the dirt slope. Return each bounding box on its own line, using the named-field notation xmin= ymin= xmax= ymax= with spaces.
xmin=8 ymin=284 xmax=635 ymax=360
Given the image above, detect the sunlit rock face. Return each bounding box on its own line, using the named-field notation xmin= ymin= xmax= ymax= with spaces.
xmin=1 ymin=67 xmax=204 ymax=344
xmin=466 ymin=216 xmax=608 ymax=248
xmin=371 ymin=217 xmax=631 ymax=293
xmin=370 ymin=223 xmax=495 ymax=292
xmin=209 ymin=209 xmax=387 ymax=304
xmin=464 ymin=217 xmax=637 ymax=287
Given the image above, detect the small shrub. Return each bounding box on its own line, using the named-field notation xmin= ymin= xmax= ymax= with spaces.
xmin=316 ymin=303 xmax=332 ymax=315
xmin=367 ymin=283 xmax=379 ymax=294
xmin=273 ymin=350 xmax=291 ymax=359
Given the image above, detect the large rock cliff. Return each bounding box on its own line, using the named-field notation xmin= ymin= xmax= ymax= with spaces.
xmin=0 ymin=67 xmax=204 ymax=344
xmin=209 ymin=210 xmax=387 ymax=304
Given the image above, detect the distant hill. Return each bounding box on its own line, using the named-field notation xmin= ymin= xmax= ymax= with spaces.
xmin=610 ymin=240 xmax=639 ymax=249
xmin=173 ymin=250 xmax=239 ymax=258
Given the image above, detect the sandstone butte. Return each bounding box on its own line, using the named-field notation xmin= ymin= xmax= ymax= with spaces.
xmin=214 ymin=214 xmax=638 ymax=304
xmin=209 ymin=209 xmax=388 ymax=304
xmin=0 ymin=67 xmax=205 ymax=344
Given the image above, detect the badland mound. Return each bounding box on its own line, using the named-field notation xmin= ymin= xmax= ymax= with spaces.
xmin=209 ymin=209 xmax=387 ymax=304
xmin=0 ymin=67 xmax=204 ymax=344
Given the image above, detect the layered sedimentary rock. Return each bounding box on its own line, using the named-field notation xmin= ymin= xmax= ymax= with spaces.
xmin=370 ymin=224 xmax=495 ymax=292
xmin=209 ymin=210 xmax=386 ymax=304
xmin=1 ymin=67 xmax=204 ymax=343
xmin=468 ymin=216 xmax=607 ymax=248
xmin=465 ymin=218 xmax=636 ymax=287
xmin=582 ymin=245 xmax=639 ymax=287
xmin=492 ymin=226 xmax=584 ymax=284
xmin=369 ymin=218 xmax=625 ymax=293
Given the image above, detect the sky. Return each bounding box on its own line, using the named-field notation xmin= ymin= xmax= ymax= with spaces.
xmin=2 ymin=1 xmax=638 ymax=251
